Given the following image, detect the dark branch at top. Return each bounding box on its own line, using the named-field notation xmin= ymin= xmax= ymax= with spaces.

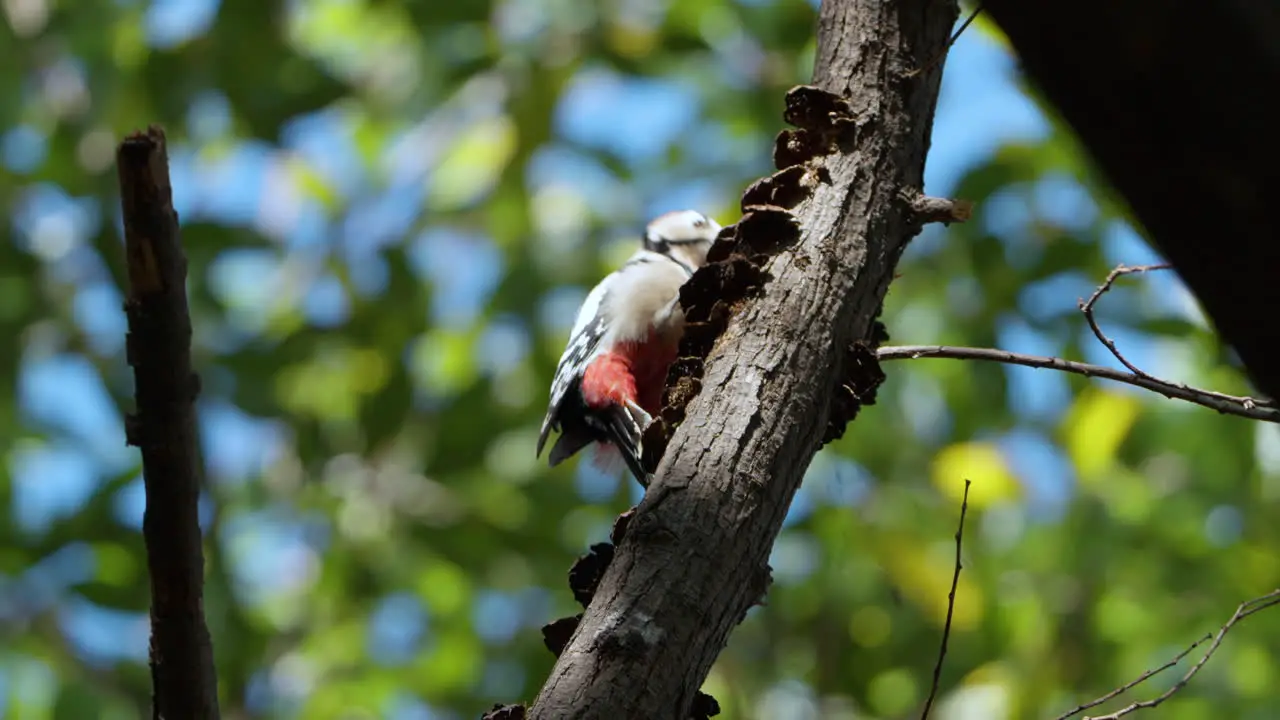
xmin=982 ymin=0 xmax=1280 ymax=401
xmin=117 ymin=126 xmax=221 ymax=720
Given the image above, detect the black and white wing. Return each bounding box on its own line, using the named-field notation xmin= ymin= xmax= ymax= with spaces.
xmin=536 ymin=278 xmax=612 ymax=459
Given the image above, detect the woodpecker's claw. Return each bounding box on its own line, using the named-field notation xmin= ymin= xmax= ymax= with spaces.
xmin=623 ymin=400 xmax=653 ymax=429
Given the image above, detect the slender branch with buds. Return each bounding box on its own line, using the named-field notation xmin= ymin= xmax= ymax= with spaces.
xmin=879 ymin=263 xmax=1276 ymax=422
xmin=877 ymin=346 xmax=1279 ymax=422
xmin=1052 ymin=589 xmax=1280 ymax=720
xmin=1078 ymin=263 xmax=1171 ymax=377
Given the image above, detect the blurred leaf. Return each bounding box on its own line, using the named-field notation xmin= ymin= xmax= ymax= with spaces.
xmin=427 ymin=116 xmax=518 ymax=211
xmin=418 ymin=628 xmax=483 ymax=695
xmin=53 ymin=682 xmax=102 ymax=720
xmin=1063 ymin=388 xmax=1141 ymax=483
xmin=416 ymin=558 xmax=471 ymax=618
xmin=932 ymin=441 xmax=1021 ymax=506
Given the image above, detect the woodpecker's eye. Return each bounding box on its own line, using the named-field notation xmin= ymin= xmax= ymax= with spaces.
xmin=693 ymin=217 xmax=709 ymax=228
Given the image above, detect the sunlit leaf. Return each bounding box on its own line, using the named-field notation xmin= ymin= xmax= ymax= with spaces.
xmin=411 ymin=329 xmax=479 ymax=397
xmin=931 ymin=441 xmax=1021 ymax=506
xmin=867 ymin=667 xmax=919 ymax=717
xmin=427 ymin=116 xmax=517 ymax=211
xmin=416 ymin=559 xmax=472 ymax=618
xmin=881 ymin=535 xmax=983 ymax=630
xmin=417 ymin=629 xmax=484 ymax=696
xmin=1063 ymin=388 xmax=1141 ymax=483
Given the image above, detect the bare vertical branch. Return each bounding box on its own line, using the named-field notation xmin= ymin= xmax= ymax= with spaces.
xmin=920 ymin=479 xmax=970 ymax=720
xmin=117 ymin=126 xmax=221 ymax=720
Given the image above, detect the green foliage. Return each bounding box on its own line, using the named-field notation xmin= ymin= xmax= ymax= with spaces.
xmin=1 ymin=1 xmax=1276 ymax=719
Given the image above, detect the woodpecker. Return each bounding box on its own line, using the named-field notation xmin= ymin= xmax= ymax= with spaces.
xmin=537 ymin=209 xmax=722 ymax=485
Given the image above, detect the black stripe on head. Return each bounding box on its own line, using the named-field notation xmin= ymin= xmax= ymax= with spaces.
xmin=643 ymin=234 xmax=670 ymax=254
xmin=663 ymin=224 xmax=714 ymax=244
xmin=643 ymin=210 xmax=715 ymax=254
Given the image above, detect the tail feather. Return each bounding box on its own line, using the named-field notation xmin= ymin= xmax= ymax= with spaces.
xmin=548 ymin=428 xmax=594 ymax=467
xmin=601 ymin=406 xmax=649 ymax=486
xmin=542 ymin=392 xmax=651 ymax=485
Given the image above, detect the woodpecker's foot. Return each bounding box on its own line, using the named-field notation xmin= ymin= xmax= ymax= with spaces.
xmin=622 ymin=400 xmax=653 ymax=429
xmin=621 ymin=400 xmax=654 ymax=487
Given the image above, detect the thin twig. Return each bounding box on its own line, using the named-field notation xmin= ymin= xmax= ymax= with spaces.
xmin=1053 ymin=589 xmax=1280 ymax=720
xmin=920 ymin=479 xmax=970 ymax=720
xmin=1052 ymin=635 xmax=1211 ymax=719
xmin=1079 ymin=263 xmax=1172 ymax=378
xmin=908 ymin=4 xmax=984 ymax=77
xmin=1078 ymin=263 xmax=1264 ymax=410
xmin=877 ymin=346 xmax=1279 ymax=423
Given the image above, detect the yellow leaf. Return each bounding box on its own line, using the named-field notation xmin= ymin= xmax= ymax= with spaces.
xmin=608 ymin=24 xmax=658 ymax=58
xmin=411 ymin=329 xmax=478 ymax=397
xmin=962 ymin=660 xmax=1014 ymax=688
xmin=428 ymin=116 xmax=517 ymax=210
xmin=1063 ymin=388 xmax=1141 ymax=483
xmin=882 ymin=538 xmax=983 ymax=631
xmin=286 ymin=156 xmax=341 ymax=211
xmin=932 ymin=441 xmax=1021 ymax=507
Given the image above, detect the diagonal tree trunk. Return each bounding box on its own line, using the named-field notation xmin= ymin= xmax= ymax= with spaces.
xmin=528 ymin=1 xmax=960 ymax=717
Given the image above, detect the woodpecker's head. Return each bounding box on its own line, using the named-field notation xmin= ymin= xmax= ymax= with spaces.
xmin=643 ymin=209 xmax=721 ymax=272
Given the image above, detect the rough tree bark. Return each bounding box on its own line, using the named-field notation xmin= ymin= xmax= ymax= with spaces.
xmin=528 ymin=0 xmax=959 ymax=717
xmin=982 ymin=0 xmax=1280 ymax=401
xmin=118 ymin=127 xmax=221 ymax=720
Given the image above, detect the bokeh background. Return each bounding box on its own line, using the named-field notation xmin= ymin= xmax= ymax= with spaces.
xmin=2 ymin=0 xmax=1278 ymax=718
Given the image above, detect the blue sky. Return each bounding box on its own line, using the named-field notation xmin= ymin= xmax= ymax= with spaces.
xmin=0 ymin=4 xmax=1205 ymax=717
